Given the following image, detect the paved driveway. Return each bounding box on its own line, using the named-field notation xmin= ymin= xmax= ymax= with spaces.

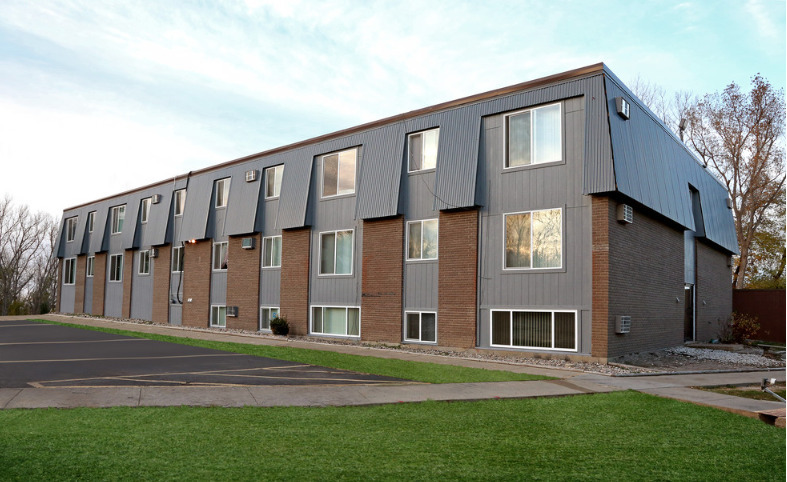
xmin=0 ymin=320 xmax=406 ymax=388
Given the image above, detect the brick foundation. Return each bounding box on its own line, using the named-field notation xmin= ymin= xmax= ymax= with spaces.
xmin=280 ymin=228 xmax=310 ymax=335
xmin=122 ymin=250 xmax=134 ymax=318
xmin=92 ymin=253 xmax=107 ymax=316
xmin=361 ymin=217 xmax=404 ymax=343
xmin=152 ymin=246 xmax=171 ymax=324
xmin=182 ymin=241 xmax=211 ymax=328
xmin=227 ymin=234 xmax=262 ymax=331
xmin=74 ymin=255 xmax=86 ymax=313
xmin=437 ymin=209 xmax=478 ymax=348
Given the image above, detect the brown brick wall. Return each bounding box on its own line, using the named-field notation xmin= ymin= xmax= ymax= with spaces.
xmin=280 ymin=228 xmax=310 ymax=335
xmin=591 ymin=196 xmax=610 ymax=358
xmin=122 ymin=250 xmax=134 ymax=318
xmin=696 ymin=241 xmax=733 ymax=342
xmin=74 ymin=255 xmax=86 ymax=313
xmin=361 ymin=217 xmax=403 ymax=343
xmin=182 ymin=241 xmax=211 ymax=328
xmin=152 ymin=246 xmax=172 ymax=324
xmin=92 ymin=253 xmax=107 ymax=316
xmin=227 ymin=234 xmax=262 ymax=331
xmin=437 ymin=209 xmax=478 ymax=348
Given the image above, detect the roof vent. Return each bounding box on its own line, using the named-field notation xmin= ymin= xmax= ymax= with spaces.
xmin=245 ymin=170 xmax=257 ymax=182
xmin=616 ymin=204 xmax=633 ymax=224
xmin=616 ymin=315 xmax=631 ymax=334
xmin=615 ymin=97 xmax=630 ymax=120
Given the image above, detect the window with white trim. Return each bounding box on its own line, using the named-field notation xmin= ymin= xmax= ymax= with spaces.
xmin=265 ymin=165 xmax=283 ymax=199
xmin=109 ymin=254 xmax=123 ymax=282
xmin=110 ymin=205 xmax=125 ymax=234
xmin=87 ymin=211 xmax=95 ymax=233
xmin=319 ymin=230 xmax=353 ymax=275
xmin=504 ymin=208 xmax=562 ymax=269
xmin=140 ymin=198 xmax=151 ymax=224
xmin=63 ymin=258 xmax=76 ymax=285
xmin=311 ymin=306 xmax=360 ymax=337
xmin=408 ymin=128 xmax=439 ymax=172
xmin=407 ymin=219 xmax=438 ymax=261
xmin=405 ymin=311 xmax=436 ymax=343
xmin=211 ymin=305 xmax=227 ymax=328
xmin=321 ymin=148 xmax=357 ymax=198
xmin=138 ymin=250 xmax=151 ymax=275
xmin=86 ymin=255 xmax=95 ymax=277
xmin=65 ymin=217 xmax=78 ymax=242
xmin=215 ymin=178 xmax=230 ymax=208
xmin=213 ymin=241 xmax=228 ymax=271
xmin=171 ymin=246 xmax=184 ymax=273
xmin=262 ymin=236 xmax=282 ymax=268
xmin=259 ymin=307 xmax=279 ymax=331
xmin=505 ymin=103 xmax=562 ymax=168
xmin=174 ymin=189 xmax=186 ymax=216
xmin=491 ymin=310 xmax=576 ymax=351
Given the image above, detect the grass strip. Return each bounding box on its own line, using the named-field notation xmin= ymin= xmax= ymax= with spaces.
xmin=697 ymin=384 xmax=786 ymax=401
xmin=36 ymin=319 xmax=550 ymax=384
xmin=1 ymin=391 xmax=783 ymax=481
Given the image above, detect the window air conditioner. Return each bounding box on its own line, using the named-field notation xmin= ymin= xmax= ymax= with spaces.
xmin=616 ymin=204 xmax=633 ymax=224
xmin=151 ymin=194 xmax=162 ymax=204
xmin=227 ymin=306 xmax=238 ymax=317
xmin=245 ymin=170 xmax=257 ymax=182
xmin=241 ymin=237 xmax=255 ymax=250
xmin=615 ymin=97 xmax=630 ymax=120
xmin=150 ymin=248 xmax=159 ymax=258
xmin=616 ymin=316 xmax=631 ymax=334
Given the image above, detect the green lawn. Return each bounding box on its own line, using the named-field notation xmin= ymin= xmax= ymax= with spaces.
xmin=38 ymin=320 xmax=549 ymax=384
xmin=1 ymin=392 xmax=783 ymax=481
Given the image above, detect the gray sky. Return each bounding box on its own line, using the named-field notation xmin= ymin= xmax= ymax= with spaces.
xmin=1 ymin=0 xmax=784 ymax=218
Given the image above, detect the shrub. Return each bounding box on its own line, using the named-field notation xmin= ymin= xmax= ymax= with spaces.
xmin=269 ymin=316 xmax=289 ymax=336
xmin=717 ymin=312 xmax=760 ymax=344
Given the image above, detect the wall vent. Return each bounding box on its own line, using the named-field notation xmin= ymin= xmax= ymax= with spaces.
xmin=227 ymin=306 xmax=238 ymax=317
xmin=615 ymin=97 xmax=630 ymax=120
xmin=241 ymin=237 xmax=255 ymax=250
xmin=616 ymin=204 xmax=633 ymax=224
xmin=150 ymin=248 xmax=159 ymax=258
xmin=151 ymin=194 xmax=162 ymax=204
xmin=245 ymin=170 xmax=257 ymax=182
xmin=616 ymin=315 xmax=631 ymax=334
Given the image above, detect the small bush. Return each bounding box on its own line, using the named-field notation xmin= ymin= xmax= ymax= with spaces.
xmin=269 ymin=316 xmax=289 ymax=336
xmin=717 ymin=312 xmax=760 ymax=344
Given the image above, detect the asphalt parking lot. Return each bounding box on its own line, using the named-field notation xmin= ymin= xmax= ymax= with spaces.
xmin=0 ymin=320 xmax=406 ymax=389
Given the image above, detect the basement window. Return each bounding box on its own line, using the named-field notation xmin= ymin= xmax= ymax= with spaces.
xmin=211 ymin=305 xmax=227 ymax=328
xmin=259 ymin=307 xmax=279 ymax=331
xmin=405 ymin=311 xmax=436 ymax=343
xmin=311 ymin=306 xmax=360 ymax=337
xmin=491 ymin=310 xmax=576 ymax=351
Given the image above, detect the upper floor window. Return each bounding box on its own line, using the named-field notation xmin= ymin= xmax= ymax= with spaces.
xmin=65 ymin=217 xmax=78 ymax=242
xmin=504 ymin=208 xmax=562 ymax=269
xmin=109 ymin=253 xmax=123 ymax=282
xmin=63 ymin=258 xmax=76 ymax=285
xmin=505 ymin=103 xmax=562 ymax=168
xmin=110 ymin=205 xmax=125 ymax=234
xmin=262 ymin=235 xmax=282 ymax=268
xmin=87 ymin=211 xmax=95 ymax=233
xmin=139 ymin=250 xmax=151 ymax=275
xmin=174 ymin=189 xmax=186 ymax=216
xmin=171 ymin=246 xmax=184 ymax=273
xmin=407 ymin=219 xmax=438 ymax=261
xmin=213 ymin=241 xmax=228 ymax=271
xmin=321 ymin=148 xmax=356 ymax=198
xmin=408 ymin=128 xmax=439 ymax=172
xmin=86 ymin=255 xmax=95 ymax=277
xmin=265 ymin=165 xmax=283 ymax=199
xmin=215 ymin=178 xmax=230 ymax=208
xmin=140 ymin=198 xmax=151 ymax=224
xmin=319 ymin=229 xmax=353 ymax=275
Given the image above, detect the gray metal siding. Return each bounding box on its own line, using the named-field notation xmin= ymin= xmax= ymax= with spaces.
xmin=130 ymin=254 xmax=154 ymax=321
xmin=224 ymin=167 xmax=261 ymax=236
xmin=59 ymin=207 xmax=88 ymax=258
xmin=170 ymin=271 xmax=184 ymax=305
xmin=60 ymin=284 xmax=75 ymax=313
xmin=276 ymin=148 xmax=314 ymax=230
xmin=260 ymin=269 xmax=281 ymax=306
xmin=211 ymin=271 xmax=227 ymax=304
xmin=89 ymin=205 xmax=109 ymax=253
xmin=178 ymin=174 xmax=214 ymax=242
xmin=169 ymin=304 xmax=182 ymax=326
xmin=355 ymin=123 xmax=407 ymax=219
xmin=404 ymin=262 xmax=438 ymax=310
xmin=144 ymin=184 xmax=174 ymax=247
xmin=431 ymin=106 xmax=483 ymax=210
xmin=121 ymin=196 xmax=140 ymax=249
xmin=104 ymin=277 xmax=123 ymax=318
xmin=401 ymin=169 xmax=439 ymax=312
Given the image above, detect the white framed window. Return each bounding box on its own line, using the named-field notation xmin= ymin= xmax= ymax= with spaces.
xmin=321 ymin=148 xmax=357 ymax=198
xmin=86 ymin=255 xmax=95 ymax=277
xmin=211 ymin=305 xmax=227 ymax=328
xmin=87 ymin=211 xmax=95 ymax=233
xmin=265 ymin=165 xmax=284 ymax=199
xmin=109 ymin=253 xmax=123 ymax=282
xmin=405 ymin=311 xmax=436 ymax=343
xmin=171 ymin=246 xmax=184 ymax=273
xmin=213 ymin=241 xmax=228 ymax=271
xmin=407 ymin=219 xmax=438 ymax=261
xmin=140 ymin=198 xmax=151 ymax=224
xmin=262 ymin=236 xmax=282 ymax=268
xmin=505 ymin=102 xmax=562 ymax=168
xmin=110 ymin=205 xmax=125 ymax=234
xmin=319 ymin=229 xmax=353 ymax=275
xmin=504 ymin=208 xmax=562 ymax=270
xmin=63 ymin=257 xmax=76 ymax=285
xmin=138 ymin=250 xmax=151 ymax=275
xmin=311 ymin=306 xmax=360 ymax=337
xmin=408 ymin=128 xmax=439 ymax=172
xmin=491 ymin=310 xmax=577 ymax=351
xmin=65 ymin=217 xmax=78 ymax=242
xmin=259 ymin=306 xmax=279 ymax=331
xmin=215 ymin=178 xmax=230 ymax=208
xmin=174 ymin=189 xmax=186 ymax=216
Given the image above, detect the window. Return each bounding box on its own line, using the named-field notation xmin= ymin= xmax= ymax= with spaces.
xmin=407 ymin=219 xmax=438 ymax=261
xmin=86 ymin=255 xmax=95 ymax=277
xmin=262 ymin=236 xmax=282 ymax=268
xmin=504 ymin=208 xmax=562 ymax=269
xmin=259 ymin=307 xmax=279 ymax=331
xmin=171 ymin=246 xmax=184 ymax=272
xmin=311 ymin=306 xmax=360 ymax=337
xmin=405 ymin=312 xmax=436 ymax=343
xmin=140 ymin=198 xmax=151 ymax=224
xmin=319 ymin=230 xmax=353 ymax=275
xmin=491 ymin=310 xmax=576 ymax=351
xmin=87 ymin=211 xmax=95 ymax=233
xmin=174 ymin=189 xmax=186 ymax=216
xmin=408 ymin=128 xmax=439 ymax=172
xmin=65 ymin=217 xmax=78 ymax=242
xmin=63 ymin=258 xmax=76 ymax=285
xmin=211 ymin=305 xmax=227 ymax=328
xmin=109 ymin=254 xmax=123 ymax=282
xmin=505 ymin=103 xmax=562 ymax=168
xmin=321 ymin=148 xmax=357 ymax=198
xmin=215 ymin=178 xmax=230 ymax=208
xmin=110 ymin=205 xmax=125 ymax=234
xmin=265 ymin=165 xmax=284 ymax=199
xmin=138 ymin=250 xmax=151 ymax=275
xmin=213 ymin=241 xmax=228 ymax=271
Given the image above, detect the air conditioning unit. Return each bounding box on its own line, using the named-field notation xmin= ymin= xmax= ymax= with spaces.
xmin=151 ymin=194 xmax=162 ymax=204
xmin=615 ymin=97 xmax=630 ymax=120
xmin=241 ymin=237 xmax=255 ymax=250
xmin=616 ymin=204 xmax=633 ymax=224
xmin=150 ymin=248 xmax=159 ymax=258
xmin=227 ymin=306 xmax=238 ymax=317
xmin=245 ymin=170 xmax=257 ymax=182
xmin=616 ymin=315 xmax=631 ymax=334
